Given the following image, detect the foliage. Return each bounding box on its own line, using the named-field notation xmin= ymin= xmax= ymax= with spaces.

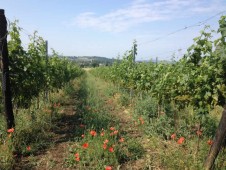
xmin=0 ymin=20 xmax=84 ymax=169
xmin=90 ymin=15 xmax=226 ymax=169
xmin=92 ymin=15 xmax=226 ymax=116
xmin=7 ymin=20 xmax=83 ymax=108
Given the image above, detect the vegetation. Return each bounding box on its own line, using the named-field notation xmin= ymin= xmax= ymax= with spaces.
xmin=0 ymin=21 xmax=83 ymax=169
xmin=92 ymin=15 xmax=226 ymax=117
xmin=65 ymin=73 xmax=144 ymax=169
xmin=91 ymin=15 xmax=226 ymax=169
xmin=0 ymin=15 xmax=226 ymax=170
xmin=66 ymin=56 xmax=116 ymax=67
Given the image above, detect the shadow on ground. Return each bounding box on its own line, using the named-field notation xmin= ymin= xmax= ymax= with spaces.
xmin=15 ymin=78 xmax=88 ymax=170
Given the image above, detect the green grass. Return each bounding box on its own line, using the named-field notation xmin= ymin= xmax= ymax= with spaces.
xmin=2 ymin=70 xmax=223 ymax=169
xmin=65 ymin=73 xmax=145 ymax=169
xmin=90 ymin=69 xmax=226 ymax=169
xmin=0 ymin=79 xmax=82 ymax=170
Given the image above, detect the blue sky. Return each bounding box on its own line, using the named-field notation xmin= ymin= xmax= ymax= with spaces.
xmin=1 ymin=0 xmax=226 ymax=60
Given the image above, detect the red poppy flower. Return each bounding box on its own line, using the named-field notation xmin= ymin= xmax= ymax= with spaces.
xmin=109 ymin=147 xmax=114 ymax=152
xmin=26 ymin=146 xmax=31 ymax=151
xmin=103 ymin=143 xmax=107 ymax=150
xmin=105 ymin=166 xmax=112 ymax=170
xmin=101 ymin=132 xmax=105 ymax=136
xmin=104 ymin=139 xmax=109 ymax=144
xmin=81 ymin=134 xmax=85 ymax=138
xmin=90 ymin=130 xmax=97 ymax=136
xmin=74 ymin=153 xmax=79 ymax=157
xmin=207 ymin=139 xmax=213 ymax=146
xmin=74 ymin=153 xmax=80 ymax=161
xmin=82 ymin=143 xmax=89 ymax=149
xmin=119 ymin=137 xmax=124 ymax=143
xmin=7 ymin=128 xmax=14 ymax=133
xmin=177 ymin=137 xmax=185 ymax=144
xmin=75 ymin=157 xmax=80 ymax=161
xmin=171 ymin=133 xmax=176 ymax=140
xmin=110 ymin=127 xmax=115 ymax=131
xmin=113 ymin=130 xmax=118 ymax=135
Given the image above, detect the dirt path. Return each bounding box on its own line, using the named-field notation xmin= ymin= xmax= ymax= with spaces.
xmin=16 ymin=73 xmax=151 ymax=170
xmin=31 ymin=104 xmax=78 ymax=170
xmin=16 ymin=81 xmax=84 ymax=170
xmin=86 ymin=73 xmax=151 ymax=170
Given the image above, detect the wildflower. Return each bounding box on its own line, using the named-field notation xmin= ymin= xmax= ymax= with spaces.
xmin=81 ymin=134 xmax=85 ymax=138
xmin=74 ymin=153 xmax=80 ymax=161
xmin=26 ymin=146 xmax=31 ymax=151
xmin=101 ymin=132 xmax=105 ymax=136
xmin=113 ymin=130 xmax=118 ymax=135
xmin=75 ymin=157 xmax=80 ymax=161
xmin=109 ymin=147 xmax=114 ymax=152
xmin=82 ymin=143 xmax=89 ymax=149
xmin=119 ymin=137 xmax=124 ymax=143
xmin=90 ymin=130 xmax=97 ymax=136
xmin=110 ymin=127 xmax=115 ymax=131
xmin=139 ymin=117 xmax=144 ymax=124
xmin=104 ymin=139 xmax=109 ymax=144
xmin=105 ymin=166 xmax=112 ymax=170
xmin=196 ymin=130 xmax=202 ymax=136
xmin=207 ymin=139 xmax=213 ymax=146
xmin=177 ymin=137 xmax=185 ymax=144
xmin=103 ymin=143 xmax=107 ymax=150
xmin=171 ymin=133 xmax=176 ymax=140
xmin=7 ymin=128 xmax=14 ymax=133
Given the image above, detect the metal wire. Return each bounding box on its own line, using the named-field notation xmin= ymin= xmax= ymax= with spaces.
xmin=139 ymin=10 xmax=226 ymax=46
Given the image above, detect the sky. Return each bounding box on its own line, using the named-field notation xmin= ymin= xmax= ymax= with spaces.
xmin=1 ymin=0 xmax=226 ymax=61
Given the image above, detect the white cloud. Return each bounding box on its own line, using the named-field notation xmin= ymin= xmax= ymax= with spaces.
xmin=72 ymin=0 xmax=226 ymax=32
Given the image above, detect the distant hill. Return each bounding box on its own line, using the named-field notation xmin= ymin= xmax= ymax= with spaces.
xmin=64 ymin=56 xmax=172 ymax=67
xmin=65 ymin=56 xmax=117 ymax=67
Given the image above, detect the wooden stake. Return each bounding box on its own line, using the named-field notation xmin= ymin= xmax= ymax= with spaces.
xmin=0 ymin=9 xmax=15 ymax=129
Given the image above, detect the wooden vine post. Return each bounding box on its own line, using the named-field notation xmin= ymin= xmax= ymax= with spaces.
xmin=204 ymin=15 xmax=226 ymax=170
xmin=204 ymin=107 xmax=226 ymax=169
xmin=45 ymin=40 xmax=49 ymax=102
xmin=0 ymin=9 xmax=15 ymax=129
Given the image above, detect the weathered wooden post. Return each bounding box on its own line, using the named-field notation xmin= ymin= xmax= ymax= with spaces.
xmin=204 ymin=107 xmax=226 ymax=169
xmin=0 ymin=9 xmax=15 ymax=129
xmin=45 ymin=40 xmax=49 ymax=102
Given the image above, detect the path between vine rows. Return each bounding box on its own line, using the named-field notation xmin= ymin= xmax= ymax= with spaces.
xmin=17 ymin=72 xmax=152 ymax=170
